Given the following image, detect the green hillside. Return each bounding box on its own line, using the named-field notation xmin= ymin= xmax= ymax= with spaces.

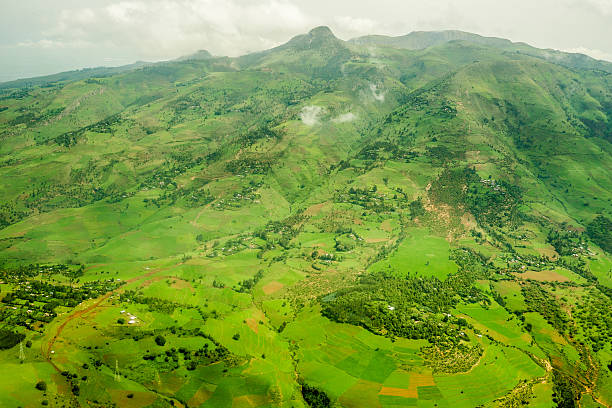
xmin=0 ymin=26 xmax=611 ymax=408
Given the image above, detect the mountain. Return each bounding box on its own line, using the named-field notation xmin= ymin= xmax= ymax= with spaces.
xmin=350 ymin=29 xmax=612 ymax=73
xmin=0 ymin=26 xmax=611 ymax=408
xmin=350 ymin=29 xmax=514 ymax=50
xmin=237 ymin=25 xmax=352 ymax=78
xmin=0 ymin=60 xmax=154 ymax=90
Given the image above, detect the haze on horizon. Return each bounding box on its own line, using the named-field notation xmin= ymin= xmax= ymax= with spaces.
xmin=1 ymin=0 xmax=612 ymax=83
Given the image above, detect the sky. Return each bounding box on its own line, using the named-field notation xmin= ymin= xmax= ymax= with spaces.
xmin=1 ymin=0 xmax=612 ymax=82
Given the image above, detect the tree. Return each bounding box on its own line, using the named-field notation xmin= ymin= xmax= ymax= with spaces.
xmin=155 ymin=335 xmax=166 ymax=346
xmin=35 ymin=381 xmax=47 ymax=391
xmin=301 ymin=384 xmax=331 ymax=407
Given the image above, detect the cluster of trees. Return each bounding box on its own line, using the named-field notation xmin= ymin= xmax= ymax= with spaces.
xmin=52 ymin=114 xmax=122 ymax=147
xmin=301 ymin=384 xmax=331 ymax=408
xmin=335 ymin=185 xmax=397 ymax=213
xmin=521 ymin=283 xmax=569 ymax=334
xmin=552 ymin=370 xmax=582 ymax=408
xmin=0 ymin=202 xmax=28 ymax=229
xmin=139 ymin=155 xmax=204 ymax=192
xmin=573 ymin=290 xmax=612 ymax=353
xmin=212 ymin=182 xmax=262 ymax=211
xmin=0 ymin=328 xmax=25 ymax=350
xmin=8 ymin=106 xmax=63 ymax=129
xmin=0 ymin=263 xmax=82 ymax=281
xmin=4 ymin=279 xmax=117 ymax=309
xmin=119 ymin=291 xmax=184 ymax=314
xmin=408 ymin=197 xmax=426 ymax=219
xmin=235 ymin=270 xmax=264 ymax=293
xmin=254 ymin=214 xmax=306 ymax=250
xmin=429 ymin=167 xmax=522 ymax=228
xmin=225 ymin=155 xmax=275 ymax=175
xmin=1 ymin=276 xmax=121 ymax=331
xmin=145 ymin=185 xmax=214 ymax=209
xmin=334 ymin=233 xmax=359 ymax=252
xmin=425 ymin=145 xmax=457 ymax=165
xmin=547 ymin=228 xmax=587 ymax=256
xmin=355 ymin=140 xmax=418 ymax=163
xmin=138 ymin=329 xmax=231 ymax=372
xmin=321 ymin=273 xmax=483 ymax=345
xmin=556 ymin=256 xmax=597 ymax=282
xmin=449 ymin=248 xmax=490 ymax=277
xmin=1 ymin=176 xmax=123 ymax=228
xmin=154 ymin=343 xmax=229 ymax=371
xmin=586 ymin=215 xmax=612 ymax=253
xmin=237 ymin=123 xmax=285 ymax=147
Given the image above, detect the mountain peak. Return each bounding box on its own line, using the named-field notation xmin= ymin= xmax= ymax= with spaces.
xmin=308 ymin=26 xmax=335 ymax=38
xmin=283 ymin=26 xmax=343 ymax=51
xmin=176 ymin=49 xmax=213 ymax=61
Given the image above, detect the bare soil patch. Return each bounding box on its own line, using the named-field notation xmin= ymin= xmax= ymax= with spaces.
xmin=262 ymin=281 xmax=284 ymax=295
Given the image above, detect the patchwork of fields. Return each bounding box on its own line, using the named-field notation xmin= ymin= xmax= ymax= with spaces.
xmin=0 ymin=27 xmax=611 ymax=407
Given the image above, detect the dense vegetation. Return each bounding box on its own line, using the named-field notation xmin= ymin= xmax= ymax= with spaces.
xmin=587 ymin=215 xmax=612 ymax=253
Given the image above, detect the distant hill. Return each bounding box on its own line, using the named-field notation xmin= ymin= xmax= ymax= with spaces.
xmin=350 ymin=29 xmax=612 ymax=73
xmin=0 ymin=61 xmax=153 ymax=90
xmin=349 ymin=30 xmax=513 ymax=50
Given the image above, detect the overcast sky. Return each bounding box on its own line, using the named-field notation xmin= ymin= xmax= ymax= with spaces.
xmin=1 ymin=0 xmax=612 ymax=82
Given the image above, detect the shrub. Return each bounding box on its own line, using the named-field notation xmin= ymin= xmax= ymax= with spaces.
xmin=0 ymin=328 xmax=26 ymax=350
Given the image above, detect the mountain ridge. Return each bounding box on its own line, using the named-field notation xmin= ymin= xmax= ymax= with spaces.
xmin=3 ymin=26 xmax=612 ymax=88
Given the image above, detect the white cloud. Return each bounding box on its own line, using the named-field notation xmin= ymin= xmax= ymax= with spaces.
xmin=299 ymin=105 xmax=324 ymax=126
xmin=332 ymin=112 xmax=357 ymax=123
xmin=41 ymin=0 xmax=314 ymax=59
xmin=333 ymin=16 xmax=383 ymax=38
xmin=107 ymin=2 xmax=148 ymax=23
xmin=16 ymin=39 xmax=91 ymax=49
xmin=2 ymin=0 xmax=612 ymax=81
xmin=563 ymin=0 xmax=612 ymax=15
xmin=369 ymin=84 xmax=385 ymax=102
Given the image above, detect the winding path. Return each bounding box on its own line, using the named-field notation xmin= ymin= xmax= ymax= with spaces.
xmin=42 ymin=264 xmax=179 ymax=373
